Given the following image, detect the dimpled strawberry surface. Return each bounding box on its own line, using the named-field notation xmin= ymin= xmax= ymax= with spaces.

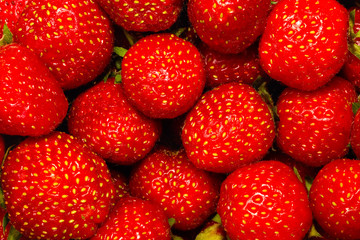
xmin=0 ymin=0 xmax=359 ymax=239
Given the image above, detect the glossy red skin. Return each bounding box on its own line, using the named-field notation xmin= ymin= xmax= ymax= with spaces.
xmin=181 ymin=82 xmax=275 ymax=173
xmin=0 ymin=0 xmax=28 ymax=38
xmin=351 ymin=109 xmax=360 ymax=159
xmin=259 ymin=0 xmax=349 ymax=91
xmin=342 ymin=7 xmax=360 ymax=89
xmin=199 ymin=43 xmax=265 ymax=89
xmin=217 ymin=160 xmax=312 ymax=240
xmin=129 ymin=147 xmax=220 ymax=231
xmin=96 ymin=0 xmax=183 ymax=32
xmin=90 ymin=196 xmax=171 ymax=240
xmin=67 ymin=78 xmax=161 ymax=165
xmin=121 ymin=33 xmax=206 ymax=119
xmin=187 ymin=0 xmax=271 ymax=54
xmin=276 ymin=77 xmax=356 ymax=167
xmin=310 ymin=159 xmax=360 ymax=240
xmin=1 ymin=132 xmax=115 ymax=240
xmin=0 ymin=43 xmax=68 ymax=136
xmin=14 ymin=0 xmax=114 ymax=90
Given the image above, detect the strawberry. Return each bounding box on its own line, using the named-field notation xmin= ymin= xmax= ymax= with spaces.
xmin=0 ymin=43 xmax=68 ymax=137
xmin=129 ymin=146 xmax=220 ymax=231
xmin=90 ymin=196 xmax=171 ymax=240
xmin=67 ymin=77 xmax=162 ymax=165
xmin=108 ymin=167 xmax=130 ymax=203
xmin=199 ymin=42 xmax=265 ymax=89
xmin=351 ymin=106 xmax=360 ymax=159
xmin=95 ymin=0 xmax=184 ymax=32
xmin=342 ymin=7 xmax=360 ymax=90
xmin=187 ymin=0 xmax=271 ymax=54
xmin=1 ymin=131 xmax=115 ymax=240
xmin=217 ymin=160 xmax=313 ymax=240
xmin=0 ymin=0 xmax=28 ymax=39
xmin=276 ymin=76 xmax=356 ymax=167
xmin=309 ymin=159 xmax=360 ymax=240
xmin=259 ymin=0 xmax=349 ymax=91
xmin=13 ymin=0 xmax=114 ymax=90
xmin=121 ymin=33 xmax=206 ymax=119
xmin=181 ymin=82 xmax=275 ymax=173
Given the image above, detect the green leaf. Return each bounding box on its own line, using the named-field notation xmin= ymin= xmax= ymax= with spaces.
xmin=113 ymin=47 xmax=128 ymax=58
xmin=7 ymin=226 xmax=22 ymax=240
xmin=114 ymin=74 xmax=122 ymax=84
xmin=0 ymin=24 xmax=13 ymax=47
xmin=122 ymin=28 xmax=135 ymax=46
xmin=3 ymin=213 xmax=9 ymax=235
xmin=168 ymin=218 xmax=176 ymax=228
xmin=353 ymin=102 xmax=360 ymax=115
xmin=172 ymin=27 xmax=186 ymax=37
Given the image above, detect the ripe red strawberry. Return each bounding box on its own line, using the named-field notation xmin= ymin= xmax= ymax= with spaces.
xmin=95 ymin=0 xmax=183 ymax=32
xmin=121 ymin=33 xmax=206 ymax=119
xmin=342 ymin=7 xmax=360 ymax=90
xmin=13 ymin=0 xmax=114 ymax=90
xmin=187 ymin=0 xmax=271 ymax=54
xmin=0 ymin=43 xmax=68 ymax=137
xmin=351 ymin=107 xmax=360 ymax=159
xmin=276 ymin=76 xmax=356 ymax=167
xmin=309 ymin=159 xmax=360 ymax=240
xmin=129 ymin=146 xmax=220 ymax=231
xmin=1 ymin=131 xmax=115 ymax=240
xmin=109 ymin=167 xmax=130 ymax=203
xmin=199 ymin=42 xmax=265 ymax=89
xmin=90 ymin=196 xmax=171 ymax=240
xmin=217 ymin=160 xmax=313 ymax=240
xmin=259 ymin=0 xmax=349 ymax=91
xmin=181 ymin=82 xmax=275 ymax=173
xmin=0 ymin=0 xmax=28 ymax=38
xmin=67 ymin=77 xmax=162 ymax=165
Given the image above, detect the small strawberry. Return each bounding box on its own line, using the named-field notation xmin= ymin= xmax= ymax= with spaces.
xmin=95 ymin=0 xmax=184 ymax=32
xmin=342 ymin=8 xmax=360 ymax=90
xmin=0 ymin=43 xmax=68 ymax=137
xmin=199 ymin=42 xmax=265 ymax=89
xmin=108 ymin=167 xmax=130 ymax=204
xmin=1 ymin=131 xmax=115 ymax=240
xmin=259 ymin=0 xmax=349 ymax=91
xmin=276 ymin=76 xmax=356 ymax=167
xmin=181 ymin=82 xmax=275 ymax=173
xmin=121 ymin=33 xmax=206 ymax=119
xmin=129 ymin=146 xmax=220 ymax=231
xmin=0 ymin=0 xmax=28 ymax=39
xmin=13 ymin=0 xmax=114 ymax=90
xmin=90 ymin=196 xmax=171 ymax=240
xmin=67 ymin=77 xmax=162 ymax=165
xmin=217 ymin=160 xmax=313 ymax=240
xmin=187 ymin=0 xmax=271 ymax=54
xmin=309 ymin=159 xmax=360 ymax=240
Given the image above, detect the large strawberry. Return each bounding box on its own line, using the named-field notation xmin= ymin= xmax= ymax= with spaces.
xmin=259 ymin=0 xmax=349 ymax=91
xmin=121 ymin=33 xmax=206 ymax=119
xmin=276 ymin=76 xmax=356 ymax=167
xmin=310 ymin=159 xmax=360 ymax=240
xmin=95 ymin=0 xmax=183 ymax=32
xmin=0 ymin=43 xmax=68 ymax=137
xmin=67 ymin=78 xmax=162 ymax=165
xmin=129 ymin=146 xmax=220 ymax=231
xmin=199 ymin=42 xmax=265 ymax=89
xmin=90 ymin=196 xmax=171 ymax=240
xmin=13 ymin=0 xmax=114 ymax=90
xmin=187 ymin=0 xmax=271 ymax=54
xmin=0 ymin=0 xmax=28 ymax=39
xmin=1 ymin=131 xmax=115 ymax=240
xmin=217 ymin=160 xmax=313 ymax=240
xmin=181 ymin=82 xmax=275 ymax=173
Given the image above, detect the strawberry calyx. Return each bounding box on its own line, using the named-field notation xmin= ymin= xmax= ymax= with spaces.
xmin=348 ymin=9 xmax=360 ymax=60
xmin=0 ymin=24 xmax=13 ymax=47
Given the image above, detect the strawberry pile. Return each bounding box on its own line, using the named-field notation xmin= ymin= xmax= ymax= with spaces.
xmin=1 ymin=0 xmax=360 ymax=239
